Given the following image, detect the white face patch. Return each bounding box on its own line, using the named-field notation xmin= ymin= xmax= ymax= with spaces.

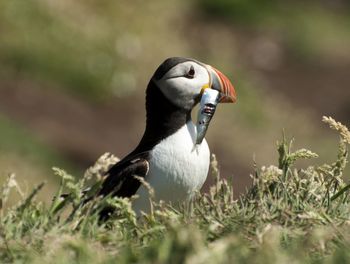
xmin=155 ymin=61 xmax=210 ymax=110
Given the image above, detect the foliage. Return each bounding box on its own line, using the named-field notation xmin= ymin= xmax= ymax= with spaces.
xmin=0 ymin=0 xmax=192 ymax=101
xmin=0 ymin=116 xmax=350 ymax=263
xmin=0 ymin=0 xmax=143 ymax=100
xmin=198 ymin=0 xmax=276 ymax=24
xmin=0 ymin=115 xmax=71 ymax=171
xmin=197 ymin=0 xmax=350 ymax=61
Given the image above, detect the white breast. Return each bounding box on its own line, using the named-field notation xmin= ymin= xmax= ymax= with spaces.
xmin=133 ymin=121 xmax=210 ymax=214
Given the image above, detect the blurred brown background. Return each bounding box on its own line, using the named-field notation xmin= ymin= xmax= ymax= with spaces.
xmin=0 ymin=0 xmax=349 ymax=201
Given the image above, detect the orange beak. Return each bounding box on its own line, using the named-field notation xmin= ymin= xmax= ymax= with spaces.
xmin=207 ymin=66 xmax=236 ymax=103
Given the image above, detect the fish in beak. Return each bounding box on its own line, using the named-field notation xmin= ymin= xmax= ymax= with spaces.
xmin=196 ymin=66 xmax=236 ymax=144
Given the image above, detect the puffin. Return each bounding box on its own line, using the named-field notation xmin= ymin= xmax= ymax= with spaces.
xmin=98 ymin=57 xmax=236 ymax=217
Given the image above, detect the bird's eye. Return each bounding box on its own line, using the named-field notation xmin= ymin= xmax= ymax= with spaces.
xmin=185 ymin=66 xmax=195 ymax=79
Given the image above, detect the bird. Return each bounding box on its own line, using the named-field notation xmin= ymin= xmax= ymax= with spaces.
xmin=98 ymin=57 xmax=236 ymax=217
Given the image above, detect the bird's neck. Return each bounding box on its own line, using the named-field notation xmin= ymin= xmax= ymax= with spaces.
xmin=134 ymin=80 xmax=191 ymax=153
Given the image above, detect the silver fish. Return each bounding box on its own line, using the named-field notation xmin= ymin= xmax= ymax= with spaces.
xmin=196 ymin=89 xmax=220 ymax=144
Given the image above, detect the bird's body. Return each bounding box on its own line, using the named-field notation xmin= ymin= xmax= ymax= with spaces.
xmin=133 ymin=121 xmax=210 ymax=214
xmin=97 ymin=57 xmax=236 ymax=217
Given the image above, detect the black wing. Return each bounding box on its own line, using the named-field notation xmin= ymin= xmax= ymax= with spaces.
xmin=98 ymin=151 xmax=150 ymax=198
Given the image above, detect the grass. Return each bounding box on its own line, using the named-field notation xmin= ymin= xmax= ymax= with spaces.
xmin=0 ymin=115 xmax=77 ymax=205
xmin=0 ymin=0 xmax=119 ymax=100
xmin=0 ymin=114 xmax=73 ymax=171
xmin=0 ymin=0 xmax=192 ymax=101
xmin=197 ymin=0 xmax=350 ymax=62
xmin=0 ymin=116 xmax=349 ymax=263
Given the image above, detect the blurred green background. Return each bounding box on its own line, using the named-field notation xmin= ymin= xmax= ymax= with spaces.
xmin=0 ymin=0 xmax=349 ymax=201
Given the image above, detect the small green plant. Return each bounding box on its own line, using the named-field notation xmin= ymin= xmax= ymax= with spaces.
xmin=0 ymin=116 xmax=349 ymax=263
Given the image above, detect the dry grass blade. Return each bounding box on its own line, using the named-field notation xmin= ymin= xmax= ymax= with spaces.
xmin=323 ymin=116 xmax=350 ymax=144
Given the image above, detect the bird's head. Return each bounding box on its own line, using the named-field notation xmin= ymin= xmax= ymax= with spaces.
xmin=152 ymin=57 xmax=236 ymax=110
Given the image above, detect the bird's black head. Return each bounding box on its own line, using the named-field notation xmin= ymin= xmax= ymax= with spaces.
xmin=149 ymin=57 xmax=236 ymax=111
xmin=134 ymin=57 xmax=236 ymax=153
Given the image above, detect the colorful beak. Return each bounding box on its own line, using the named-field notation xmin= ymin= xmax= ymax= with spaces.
xmin=207 ymin=66 xmax=236 ymax=103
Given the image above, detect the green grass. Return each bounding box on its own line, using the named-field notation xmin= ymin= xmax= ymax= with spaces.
xmin=0 ymin=0 xmax=128 ymax=100
xmin=0 ymin=114 xmax=78 ymax=207
xmin=0 ymin=114 xmax=78 ymax=184
xmin=0 ymin=0 xmax=193 ymax=101
xmin=197 ymin=0 xmax=350 ymax=62
xmin=0 ymin=116 xmax=349 ymax=263
xmin=0 ymin=115 xmax=72 ymax=170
